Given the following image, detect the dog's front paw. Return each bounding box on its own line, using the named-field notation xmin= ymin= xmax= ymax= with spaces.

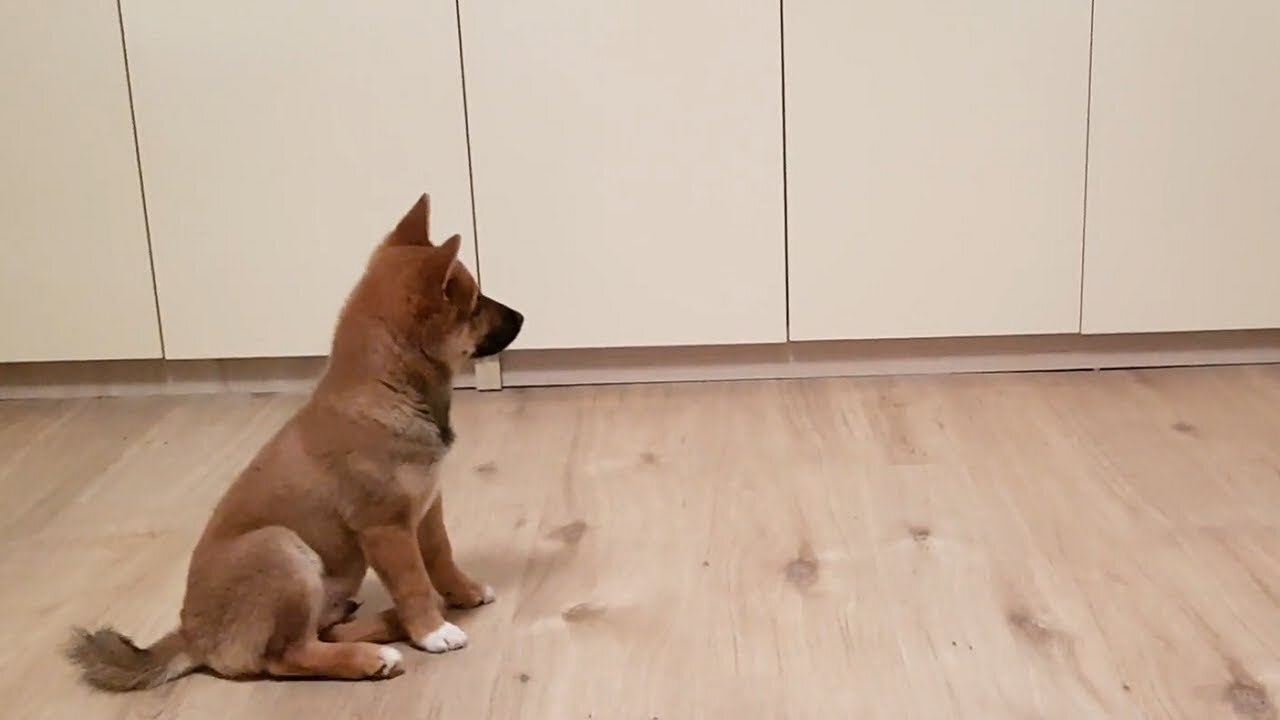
xmin=415 ymin=621 xmax=468 ymax=653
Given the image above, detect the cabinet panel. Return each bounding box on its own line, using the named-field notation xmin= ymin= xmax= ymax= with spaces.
xmin=1082 ymin=0 xmax=1280 ymax=333
xmin=459 ymin=1 xmax=785 ymax=349
xmin=785 ymin=2 xmax=1091 ymax=341
xmin=0 ymin=2 xmax=161 ymax=362
xmin=123 ymin=0 xmax=474 ymax=358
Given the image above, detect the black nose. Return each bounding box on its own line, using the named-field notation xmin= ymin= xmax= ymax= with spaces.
xmin=472 ymin=305 xmax=525 ymax=358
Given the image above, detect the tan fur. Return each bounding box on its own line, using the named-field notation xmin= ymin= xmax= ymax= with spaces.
xmin=65 ymin=194 xmax=523 ymax=690
xmin=64 ymin=628 xmax=193 ymax=691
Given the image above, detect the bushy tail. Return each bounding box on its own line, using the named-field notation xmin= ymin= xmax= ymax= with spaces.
xmin=64 ymin=626 xmax=196 ymax=692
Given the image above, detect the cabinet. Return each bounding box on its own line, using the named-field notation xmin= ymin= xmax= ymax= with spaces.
xmin=6 ymin=3 xmax=1280 ymax=373
xmin=784 ymin=1 xmax=1092 ymax=341
xmin=122 ymin=0 xmax=475 ymax=358
xmin=0 ymin=2 xmax=161 ymax=362
xmin=1082 ymin=0 xmax=1280 ymax=333
xmin=458 ymin=1 xmax=786 ymax=349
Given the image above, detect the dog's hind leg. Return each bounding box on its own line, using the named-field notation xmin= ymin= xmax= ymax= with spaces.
xmin=224 ymin=530 xmax=399 ymax=681
xmin=265 ymin=640 xmax=403 ymax=680
xmin=322 ymin=608 xmax=407 ymax=644
xmin=318 ymin=599 xmax=361 ymax=631
xmin=188 ymin=527 xmax=397 ymax=682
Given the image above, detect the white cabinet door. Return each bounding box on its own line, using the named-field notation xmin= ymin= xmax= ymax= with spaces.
xmin=459 ymin=1 xmax=786 ymax=349
xmin=1082 ymin=0 xmax=1280 ymax=333
xmin=123 ymin=1 xmax=474 ymax=358
xmin=0 ymin=2 xmax=160 ymax=362
xmin=785 ymin=2 xmax=1091 ymax=341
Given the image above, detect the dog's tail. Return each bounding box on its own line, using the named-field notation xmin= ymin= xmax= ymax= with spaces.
xmin=64 ymin=626 xmax=196 ymax=692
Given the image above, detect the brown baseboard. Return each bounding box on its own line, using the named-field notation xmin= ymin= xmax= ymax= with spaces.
xmin=2 ymin=330 xmax=1279 ymax=399
xmin=0 ymin=357 xmax=476 ymax=399
xmin=500 ymin=330 xmax=1280 ymax=387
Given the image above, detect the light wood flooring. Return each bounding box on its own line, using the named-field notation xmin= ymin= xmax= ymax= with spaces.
xmin=2 ymin=366 xmax=1279 ymax=719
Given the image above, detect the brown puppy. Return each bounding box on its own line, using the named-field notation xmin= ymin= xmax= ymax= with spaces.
xmin=65 ymin=194 xmax=523 ymax=690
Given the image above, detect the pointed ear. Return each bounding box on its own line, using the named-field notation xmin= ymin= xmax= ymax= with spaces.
xmin=438 ymin=234 xmax=463 ymax=289
xmin=384 ymin=193 xmax=432 ymax=246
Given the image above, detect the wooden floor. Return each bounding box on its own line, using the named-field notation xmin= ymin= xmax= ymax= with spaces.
xmin=2 ymin=366 xmax=1280 ymax=719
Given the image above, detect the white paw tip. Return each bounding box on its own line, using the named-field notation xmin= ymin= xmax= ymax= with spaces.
xmin=418 ymin=621 xmax=468 ymax=653
xmin=481 ymin=585 xmax=496 ymax=604
xmin=376 ymin=646 xmax=403 ymax=675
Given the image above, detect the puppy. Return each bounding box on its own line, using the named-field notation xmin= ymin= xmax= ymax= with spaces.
xmin=66 ymin=194 xmax=523 ymax=689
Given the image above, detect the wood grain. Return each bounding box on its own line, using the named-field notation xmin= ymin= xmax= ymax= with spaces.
xmin=2 ymin=366 xmax=1278 ymax=718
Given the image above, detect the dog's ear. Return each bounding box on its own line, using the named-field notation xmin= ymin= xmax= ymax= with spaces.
xmin=385 ymin=193 xmax=432 ymax=247
xmin=437 ymin=234 xmax=463 ymax=290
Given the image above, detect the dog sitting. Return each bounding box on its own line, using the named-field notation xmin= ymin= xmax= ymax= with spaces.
xmin=66 ymin=194 xmax=523 ymax=689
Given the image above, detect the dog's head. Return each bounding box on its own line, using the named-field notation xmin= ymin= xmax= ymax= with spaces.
xmin=340 ymin=194 xmax=523 ymax=373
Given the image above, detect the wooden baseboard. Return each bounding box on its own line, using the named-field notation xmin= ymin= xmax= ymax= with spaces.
xmin=504 ymin=330 xmax=1280 ymax=386
xmin=0 ymin=357 xmax=476 ymax=399
xmin=3 ymin=330 xmax=1279 ymax=399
